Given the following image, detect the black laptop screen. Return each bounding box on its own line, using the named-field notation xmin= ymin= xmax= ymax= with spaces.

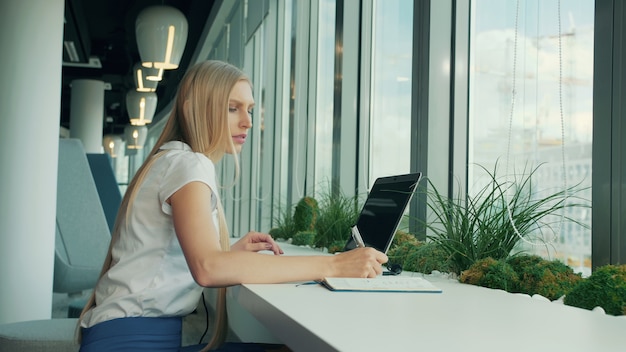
xmin=344 ymin=173 xmax=421 ymax=253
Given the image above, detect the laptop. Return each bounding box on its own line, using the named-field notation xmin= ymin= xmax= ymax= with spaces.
xmin=343 ymin=172 xmax=422 ymax=254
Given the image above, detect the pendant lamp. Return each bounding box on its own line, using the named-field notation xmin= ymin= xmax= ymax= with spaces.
xmin=146 ymin=68 xmax=164 ymax=82
xmin=102 ymin=134 xmax=123 ymax=158
xmin=126 ymin=90 xmax=157 ymax=126
xmin=133 ymin=63 xmax=159 ymax=92
xmin=124 ymin=125 xmax=148 ymax=150
xmin=135 ymin=5 xmax=188 ymax=70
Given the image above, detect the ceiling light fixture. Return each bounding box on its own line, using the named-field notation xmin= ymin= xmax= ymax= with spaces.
xmin=135 ymin=5 xmax=188 ymax=70
xmin=146 ymin=68 xmax=164 ymax=82
xmin=124 ymin=125 xmax=148 ymax=151
xmin=133 ymin=63 xmax=159 ymax=92
xmin=102 ymin=134 xmax=123 ymax=158
xmin=126 ymin=90 xmax=157 ymax=126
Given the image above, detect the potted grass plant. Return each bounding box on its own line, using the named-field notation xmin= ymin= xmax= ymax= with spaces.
xmin=421 ymin=163 xmax=590 ymax=275
xmin=268 ymin=186 xmax=361 ymax=252
xmin=313 ymin=188 xmax=361 ymax=252
xmin=268 ymin=202 xmax=299 ymax=241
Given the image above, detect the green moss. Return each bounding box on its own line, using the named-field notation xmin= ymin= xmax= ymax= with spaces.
xmin=406 ymin=243 xmax=454 ymax=274
xmin=291 ymin=231 xmax=317 ymax=246
xmin=460 ymin=257 xmax=519 ymax=292
xmin=506 ymin=254 xmax=545 ymax=272
xmin=507 ymin=255 xmax=582 ymax=300
xmin=293 ymin=197 xmax=319 ymax=231
xmin=387 ymin=240 xmax=454 ymax=274
xmin=268 ymin=227 xmax=285 ymax=240
xmin=564 ymin=264 xmax=626 ymax=316
xmin=387 ymin=231 xmax=421 ymax=269
xmin=389 ymin=230 xmax=420 ymax=250
xmin=327 ymin=240 xmax=347 ymax=254
xmin=387 ymin=242 xmax=417 ymax=267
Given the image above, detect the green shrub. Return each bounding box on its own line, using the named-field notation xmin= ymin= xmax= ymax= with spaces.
xmin=459 ymin=257 xmax=519 ymax=292
xmin=507 ymin=255 xmax=582 ymax=300
xmin=564 ymin=264 xmax=626 ymax=316
xmin=291 ymin=231 xmax=317 ymax=246
xmin=293 ymin=196 xmax=319 ymax=231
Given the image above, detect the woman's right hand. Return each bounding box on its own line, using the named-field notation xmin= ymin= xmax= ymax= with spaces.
xmin=330 ymin=247 xmax=388 ymax=278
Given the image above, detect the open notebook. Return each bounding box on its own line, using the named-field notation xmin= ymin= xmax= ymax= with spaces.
xmin=319 ymin=276 xmax=442 ymax=293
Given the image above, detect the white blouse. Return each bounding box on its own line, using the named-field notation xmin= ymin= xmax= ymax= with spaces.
xmin=81 ymin=141 xmax=220 ymax=328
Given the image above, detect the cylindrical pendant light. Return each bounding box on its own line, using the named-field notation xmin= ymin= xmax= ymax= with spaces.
xmin=135 ymin=5 xmax=188 ymax=70
xmin=133 ymin=63 xmax=159 ymax=92
xmin=124 ymin=125 xmax=148 ymax=151
xmin=102 ymin=134 xmax=124 ymax=158
xmin=126 ymin=90 xmax=157 ymax=126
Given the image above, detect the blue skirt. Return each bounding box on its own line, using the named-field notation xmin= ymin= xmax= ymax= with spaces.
xmin=80 ymin=317 xmax=289 ymax=352
xmin=80 ymin=316 xmax=183 ymax=352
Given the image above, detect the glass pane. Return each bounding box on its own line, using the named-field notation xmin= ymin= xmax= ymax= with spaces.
xmin=369 ymin=0 xmax=413 ymax=183
xmin=314 ymin=0 xmax=336 ymax=192
xmin=468 ymin=0 xmax=594 ymax=275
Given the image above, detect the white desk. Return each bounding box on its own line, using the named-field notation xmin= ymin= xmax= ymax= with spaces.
xmin=235 ymin=274 xmax=626 ymax=352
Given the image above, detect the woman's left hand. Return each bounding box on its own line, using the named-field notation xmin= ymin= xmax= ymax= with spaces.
xmin=231 ymin=231 xmax=284 ymax=255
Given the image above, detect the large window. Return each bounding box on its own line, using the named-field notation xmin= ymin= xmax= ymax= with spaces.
xmin=468 ymin=0 xmax=594 ymax=274
xmin=131 ymin=0 xmax=625 ymax=271
xmin=368 ymin=0 xmax=414 ymax=184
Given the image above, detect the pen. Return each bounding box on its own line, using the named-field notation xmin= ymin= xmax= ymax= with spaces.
xmin=351 ymin=225 xmax=365 ymax=248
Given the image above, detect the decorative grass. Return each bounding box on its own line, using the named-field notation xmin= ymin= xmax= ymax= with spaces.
xmin=313 ymin=188 xmax=361 ymax=250
xmin=268 ymin=202 xmax=298 ymax=241
xmin=423 ymin=163 xmax=589 ymax=275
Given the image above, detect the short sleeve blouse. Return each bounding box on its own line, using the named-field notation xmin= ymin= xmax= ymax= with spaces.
xmin=81 ymin=141 xmax=220 ymax=328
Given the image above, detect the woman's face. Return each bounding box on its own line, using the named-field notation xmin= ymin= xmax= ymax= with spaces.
xmin=227 ymin=80 xmax=254 ymax=154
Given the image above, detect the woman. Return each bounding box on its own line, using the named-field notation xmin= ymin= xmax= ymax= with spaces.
xmin=77 ymin=60 xmax=387 ymax=351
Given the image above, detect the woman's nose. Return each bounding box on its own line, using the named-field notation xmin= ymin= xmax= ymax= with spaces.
xmin=241 ymin=111 xmax=252 ymax=128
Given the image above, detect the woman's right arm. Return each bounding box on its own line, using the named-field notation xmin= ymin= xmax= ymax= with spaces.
xmin=170 ymin=181 xmax=388 ymax=287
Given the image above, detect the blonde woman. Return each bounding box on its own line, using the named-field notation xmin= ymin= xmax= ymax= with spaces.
xmin=77 ymin=60 xmax=387 ymax=351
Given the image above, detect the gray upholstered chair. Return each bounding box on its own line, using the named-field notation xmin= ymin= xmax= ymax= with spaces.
xmin=0 ymin=139 xmax=113 ymax=351
xmin=54 ymin=139 xmax=111 ymax=295
xmin=0 ymin=318 xmax=80 ymax=352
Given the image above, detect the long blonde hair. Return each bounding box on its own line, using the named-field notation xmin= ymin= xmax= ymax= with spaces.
xmin=76 ymin=60 xmax=250 ymax=350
